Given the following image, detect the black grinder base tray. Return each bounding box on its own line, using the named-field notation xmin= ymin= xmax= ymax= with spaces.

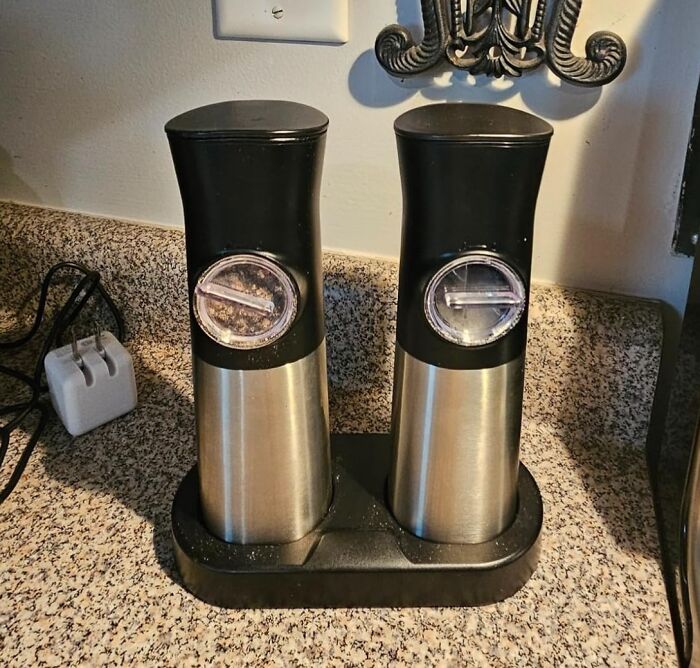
xmin=172 ymin=433 xmax=543 ymax=608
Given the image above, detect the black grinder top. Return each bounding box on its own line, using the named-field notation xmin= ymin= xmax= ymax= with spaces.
xmin=165 ymin=100 xmax=328 ymax=141
xmin=395 ymin=103 xmax=553 ymax=144
xmin=166 ymin=100 xmax=329 ymax=370
xmin=394 ymin=103 xmax=553 ymax=370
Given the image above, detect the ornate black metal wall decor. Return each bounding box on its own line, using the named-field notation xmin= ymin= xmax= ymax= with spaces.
xmin=375 ymin=0 xmax=627 ymax=87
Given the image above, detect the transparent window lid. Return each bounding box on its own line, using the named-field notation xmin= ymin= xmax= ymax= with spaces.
xmin=194 ymin=254 xmax=298 ymax=350
xmin=424 ymin=255 xmax=526 ymax=347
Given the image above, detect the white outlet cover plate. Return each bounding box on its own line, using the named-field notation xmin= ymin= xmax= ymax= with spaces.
xmin=214 ymin=0 xmax=349 ymax=44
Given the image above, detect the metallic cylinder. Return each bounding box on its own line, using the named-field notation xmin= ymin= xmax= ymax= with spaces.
xmin=195 ymin=343 xmax=331 ymax=544
xmin=390 ymin=346 xmax=523 ymax=543
xmin=389 ymin=103 xmax=552 ymax=544
xmin=166 ymin=101 xmax=332 ymax=544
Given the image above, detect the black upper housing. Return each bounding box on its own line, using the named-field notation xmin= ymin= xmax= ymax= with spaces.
xmin=394 ymin=103 xmax=553 ymax=370
xmin=166 ymin=100 xmax=328 ymax=370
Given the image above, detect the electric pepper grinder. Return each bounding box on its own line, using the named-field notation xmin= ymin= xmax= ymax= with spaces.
xmin=166 ymin=100 xmax=331 ymax=545
xmin=390 ymin=103 xmax=553 ymax=544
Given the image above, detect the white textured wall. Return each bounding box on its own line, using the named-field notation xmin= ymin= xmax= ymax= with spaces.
xmin=0 ymin=0 xmax=698 ymax=314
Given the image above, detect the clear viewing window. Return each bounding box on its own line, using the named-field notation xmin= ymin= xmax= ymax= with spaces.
xmin=194 ymin=254 xmax=298 ymax=350
xmin=424 ymin=255 xmax=526 ymax=347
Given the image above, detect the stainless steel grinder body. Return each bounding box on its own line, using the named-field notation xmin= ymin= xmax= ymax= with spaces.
xmin=166 ymin=101 xmax=331 ymax=544
xmin=390 ymin=104 xmax=553 ymax=544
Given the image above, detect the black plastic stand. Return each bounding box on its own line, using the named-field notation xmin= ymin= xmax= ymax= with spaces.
xmin=172 ymin=433 xmax=543 ymax=608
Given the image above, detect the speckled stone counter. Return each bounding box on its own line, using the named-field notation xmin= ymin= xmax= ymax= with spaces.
xmin=0 ymin=202 xmax=676 ymax=666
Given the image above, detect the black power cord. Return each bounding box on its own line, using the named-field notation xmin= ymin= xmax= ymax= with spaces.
xmin=0 ymin=262 xmax=125 ymax=504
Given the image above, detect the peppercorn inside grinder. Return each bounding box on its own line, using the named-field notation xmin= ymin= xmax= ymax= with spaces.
xmin=166 ymin=101 xmax=331 ymax=547
xmin=390 ymin=103 xmax=552 ymax=545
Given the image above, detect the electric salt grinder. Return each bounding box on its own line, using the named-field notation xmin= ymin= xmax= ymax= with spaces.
xmin=390 ymin=104 xmax=552 ymax=544
xmin=166 ymin=101 xmax=331 ymax=544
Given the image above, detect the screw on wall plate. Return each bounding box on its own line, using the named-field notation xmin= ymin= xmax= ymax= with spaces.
xmin=692 ymin=233 xmax=699 ymax=246
xmin=272 ymin=6 xmax=284 ymax=20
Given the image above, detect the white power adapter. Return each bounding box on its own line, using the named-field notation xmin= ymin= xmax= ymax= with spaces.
xmin=44 ymin=330 xmax=137 ymax=437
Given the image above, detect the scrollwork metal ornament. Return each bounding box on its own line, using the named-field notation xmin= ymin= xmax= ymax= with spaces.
xmin=375 ymin=0 xmax=627 ymax=87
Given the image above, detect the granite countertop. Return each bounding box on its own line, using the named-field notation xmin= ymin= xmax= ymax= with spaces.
xmin=0 ymin=202 xmax=677 ymax=666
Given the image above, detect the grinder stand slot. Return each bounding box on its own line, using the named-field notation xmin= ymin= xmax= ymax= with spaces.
xmin=172 ymin=433 xmax=543 ymax=609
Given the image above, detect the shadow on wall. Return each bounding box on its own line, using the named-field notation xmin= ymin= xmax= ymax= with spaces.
xmin=0 ymin=2 xmax=217 ymax=211
xmin=349 ymin=0 xmax=700 ymax=303
xmin=554 ymin=0 xmax=699 ymax=301
xmin=348 ymin=0 xmax=604 ymax=116
xmin=0 ymin=146 xmax=40 ymax=204
xmin=350 ymin=49 xmax=601 ymax=119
